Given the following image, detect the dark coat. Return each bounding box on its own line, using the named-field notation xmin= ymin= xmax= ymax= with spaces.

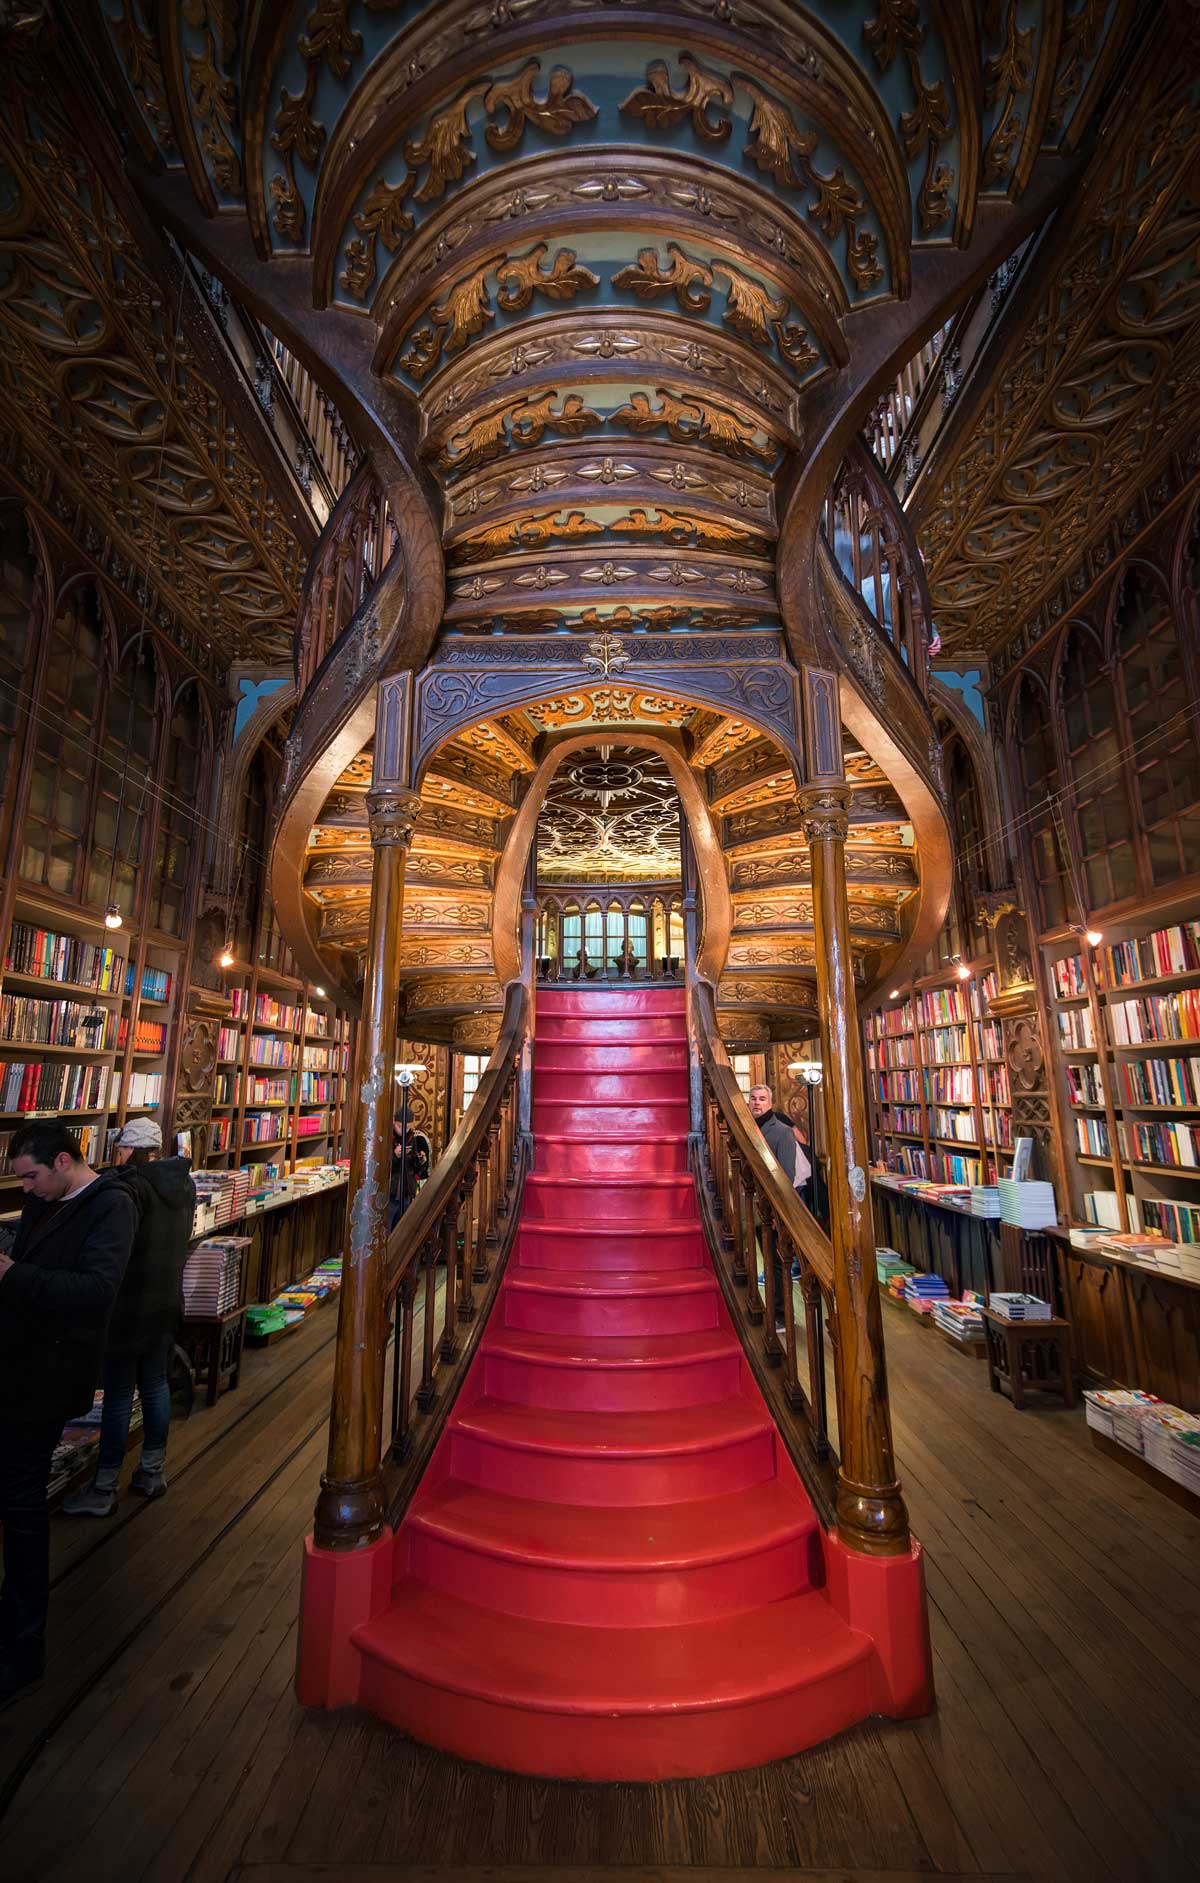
xmin=0 ymin=1170 xmax=137 ymax=1423
xmin=106 ymin=1156 xmax=197 ymax=1360
xmin=755 ymin=1109 xmax=798 ymax=1185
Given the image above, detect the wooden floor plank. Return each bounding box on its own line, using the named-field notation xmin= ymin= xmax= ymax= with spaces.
xmin=1 ymin=1282 xmax=1197 ymax=1883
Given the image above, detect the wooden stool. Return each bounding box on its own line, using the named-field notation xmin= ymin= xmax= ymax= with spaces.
xmin=983 ymin=1308 xmax=1076 ymax=1410
xmin=181 ymin=1307 xmax=247 ymax=1406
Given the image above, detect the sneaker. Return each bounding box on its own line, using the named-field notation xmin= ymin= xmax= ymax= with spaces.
xmin=130 ymin=1465 xmax=167 ymax=1499
xmin=61 ymin=1479 xmax=118 ymax=1518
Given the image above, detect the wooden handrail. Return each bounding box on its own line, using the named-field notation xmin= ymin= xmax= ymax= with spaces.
xmin=377 ymin=979 xmax=530 ymax=1468
xmin=690 ymin=978 xmax=840 ymax=1524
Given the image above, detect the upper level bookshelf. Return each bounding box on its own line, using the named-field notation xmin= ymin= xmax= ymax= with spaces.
xmin=1044 ymin=901 xmax=1200 ymax=1245
xmin=864 ymin=957 xmax=1013 ymax=1188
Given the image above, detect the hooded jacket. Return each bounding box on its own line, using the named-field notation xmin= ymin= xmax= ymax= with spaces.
xmin=107 ymin=1155 xmax=197 ymax=1359
xmin=0 ymin=1169 xmax=137 ymax=1422
xmin=755 ymin=1108 xmax=799 ymax=1185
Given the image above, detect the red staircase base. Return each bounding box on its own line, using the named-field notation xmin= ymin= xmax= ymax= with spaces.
xmin=295 ymin=986 xmax=933 ymax=1776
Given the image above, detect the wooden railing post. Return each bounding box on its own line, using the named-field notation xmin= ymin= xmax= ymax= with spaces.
xmin=801 ymin=783 xmax=910 ymax=1556
xmin=313 ymin=784 xmax=421 ymax=1551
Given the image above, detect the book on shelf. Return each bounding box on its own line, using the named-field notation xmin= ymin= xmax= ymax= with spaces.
xmin=124 ymin=963 xmax=172 ymax=1003
xmin=1103 ymin=922 xmax=1200 ymax=988
xmin=997 ymin=1177 xmax=1056 ymax=1229
xmin=1057 ymin=1006 xmax=1096 ymax=1049
xmin=989 ymin=1291 xmax=1052 ymax=1321
xmin=245 ymin=1075 xmax=291 ymax=1107
xmin=1109 ymin=988 xmax=1200 ymax=1046
xmin=1052 ymin=955 xmax=1086 ymax=999
xmin=1117 ymin=1054 xmax=1200 ymax=1107
xmin=0 ymin=1060 xmax=110 ymax=1113
xmin=296 ymin=1112 xmax=328 ymax=1138
xmin=1119 ymin=1119 xmax=1200 ymax=1169
xmin=0 ymin=1122 xmax=104 ymax=1168
xmin=0 ymin=993 xmax=115 ymax=1049
xmin=110 ymin=1070 xmax=163 ymax=1109
xmin=116 ymin=1014 xmax=167 ymax=1054
xmin=247 ymin=1035 xmax=294 ymax=1068
xmin=4 ymin=923 xmax=124 ymax=992
xmin=925 ymin=1065 xmax=974 ymax=1104
xmin=1140 ymin=1196 xmax=1200 ymax=1244
xmin=922 ymin=1024 xmax=970 ymax=1064
xmin=870 ymin=1037 xmax=916 ymax=1068
xmin=217 ymin=1025 xmax=241 ymax=1061
xmin=1067 ymin=1062 xmax=1105 ymax=1107
xmin=207 ymin=1116 xmax=233 ymax=1153
xmin=931 ymin=1107 xmax=977 ymax=1143
xmin=1083 ymin=1188 xmax=1140 ymax=1232
xmin=918 ymin=987 xmax=970 ymax=1026
xmin=1075 ymin=1115 xmax=1112 ymax=1157
xmin=878 ymin=1070 xmax=922 ymax=1103
xmin=243 ymin=1111 xmax=284 ymax=1145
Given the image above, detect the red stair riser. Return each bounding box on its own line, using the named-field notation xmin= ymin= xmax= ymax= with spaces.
xmin=534 ymin=1138 xmax=689 ymax=1178
xmin=514 ymin=1225 xmax=708 ymax=1270
xmin=353 ymin=1655 xmax=875 ymax=1782
xmin=397 ymin=1527 xmax=820 ymax=1628
xmin=533 ymin=1073 xmax=689 ymax=1105
xmin=534 ymin=1044 xmax=688 ymax=1073
xmin=445 ymin=1423 xmax=779 ymax=1506
xmin=503 ymin=1280 xmax=718 ymax=1336
xmin=481 ymin=1346 xmax=742 ymax=1412
xmin=538 ymin=989 xmax=685 ymax=1015
xmin=522 ymin=1176 xmax=696 ymax=1221
xmin=532 ymin=1099 xmax=689 ymax=1133
xmin=536 ymin=1015 xmax=686 ymax=1043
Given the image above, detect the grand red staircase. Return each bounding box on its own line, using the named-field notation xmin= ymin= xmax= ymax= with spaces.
xmin=338 ymin=985 xmax=909 ymax=1779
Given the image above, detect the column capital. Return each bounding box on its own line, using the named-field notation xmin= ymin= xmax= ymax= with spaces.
xmin=366 ymin=786 xmax=422 ymax=848
xmin=798 ymin=785 xmax=852 ymax=844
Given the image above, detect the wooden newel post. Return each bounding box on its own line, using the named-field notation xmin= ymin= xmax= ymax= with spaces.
xmin=313 ymin=784 xmax=421 ymax=1552
xmin=801 ymin=785 xmax=910 ymax=1557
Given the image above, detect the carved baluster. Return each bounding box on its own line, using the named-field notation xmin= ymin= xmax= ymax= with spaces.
xmin=391 ymin=1272 xmax=417 ymax=1462
xmin=760 ymin=1205 xmax=781 ymax=1363
xmin=474 ymin=1146 xmax=491 ymax=1282
xmin=458 ymin=1167 xmax=478 ymax=1321
xmin=417 ymin=1227 xmax=439 ymax=1411
xmin=803 ymin=1275 xmax=831 ymax=1461
xmin=743 ymin=1173 xmax=763 ymax=1323
xmin=728 ymin=1151 xmax=747 ymax=1285
xmin=439 ymin=1196 xmax=460 ymax=1361
xmin=780 ymin=1239 xmax=802 ymax=1408
xmin=486 ymin=1119 xmax=503 ymax=1245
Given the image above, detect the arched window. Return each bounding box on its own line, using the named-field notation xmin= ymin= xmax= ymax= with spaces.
xmin=21 ymin=586 xmax=106 ymax=897
xmin=86 ymin=636 xmax=158 ymax=919
xmin=628 ymin=899 xmax=647 ymax=971
xmin=0 ymin=510 xmax=38 ymax=820
xmin=1059 ymin=625 xmax=1136 ymax=910
xmin=583 ymin=901 xmax=603 ymax=968
xmin=561 ymin=901 xmax=581 ymax=968
xmin=1013 ymin=674 xmax=1069 ymax=931
xmin=1114 ymin=567 xmax=1200 ymax=888
xmin=605 ymin=900 xmax=624 ymax=963
xmin=151 ymin=681 xmax=206 ymax=936
xmin=938 ymin=733 xmax=989 ymax=963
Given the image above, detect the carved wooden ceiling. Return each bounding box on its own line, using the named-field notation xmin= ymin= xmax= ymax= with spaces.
xmin=915 ymin=46 xmax=1200 ymax=657
xmin=0 ymin=60 xmax=313 ymax=666
xmin=84 ymin=0 xmax=1138 ymax=661
xmin=536 ymin=746 xmax=682 ymax=882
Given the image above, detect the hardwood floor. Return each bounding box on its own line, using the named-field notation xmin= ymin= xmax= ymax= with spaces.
xmin=1 ymin=1298 xmax=1197 ymax=1883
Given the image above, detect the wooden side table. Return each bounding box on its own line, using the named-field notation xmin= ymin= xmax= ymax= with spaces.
xmin=181 ymin=1307 xmax=247 ymax=1407
xmin=983 ymin=1308 xmax=1076 ymax=1410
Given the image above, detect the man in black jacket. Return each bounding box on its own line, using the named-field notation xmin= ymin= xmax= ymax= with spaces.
xmin=0 ymin=1122 xmax=136 ymax=1709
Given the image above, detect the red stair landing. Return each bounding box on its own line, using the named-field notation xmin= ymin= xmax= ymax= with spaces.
xmin=298 ymin=985 xmax=931 ymax=1779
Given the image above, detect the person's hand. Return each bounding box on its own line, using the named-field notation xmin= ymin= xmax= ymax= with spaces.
xmin=0 ymin=1249 xmax=13 ymax=1282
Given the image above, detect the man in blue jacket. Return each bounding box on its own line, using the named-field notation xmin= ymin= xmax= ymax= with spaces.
xmin=0 ymin=1121 xmax=136 ymax=1709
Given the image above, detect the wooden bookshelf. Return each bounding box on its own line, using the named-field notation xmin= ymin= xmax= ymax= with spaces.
xmin=0 ymin=892 xmax=184 ymax=1189
xmin=1043 ymin=900 xmax=1200 ymax=1245
xmin=864 ymin=955 xmax=1014 ymax=1188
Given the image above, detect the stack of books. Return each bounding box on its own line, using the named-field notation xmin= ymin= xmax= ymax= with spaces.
xmin=989 ymin=1291 xmax=1052 ymax=1321
xmin=904 ymin=1272 xmax=950 ymax=1316
xmin=998 ymin=1178 xmax=1057 ymax=1230
xmin=969 ymin=1185 xmax=1001 ymax=1217
xmin=931 ymin=1295 xmax=985 ymax=1344
xmin=1084 ymin=1388 xmax=1164 ymax=1450
xmin=1142 ymin=1407 xmax=1200 ymax=1495
xmin=182 ymin=1236 xmax=249 ymax=1317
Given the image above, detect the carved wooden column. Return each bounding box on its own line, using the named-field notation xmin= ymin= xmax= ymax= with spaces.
xmin=802 ymin=784 xmax=910 ymax=1557
xmin=313 ymin=782 xmax=422 ymax=1551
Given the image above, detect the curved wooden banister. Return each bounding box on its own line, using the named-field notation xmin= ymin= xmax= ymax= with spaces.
xmin=314 ymin=978 xmax=532 ymax=1550
xmin=689 ymin=979 xmax=841 ymax=1525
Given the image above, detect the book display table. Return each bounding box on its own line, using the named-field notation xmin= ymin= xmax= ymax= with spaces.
xmin=983 ymin=1307 xmax=1076 ymax=1410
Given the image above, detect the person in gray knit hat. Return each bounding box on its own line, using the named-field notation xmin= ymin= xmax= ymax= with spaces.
xmin=63 ymin=1117 xmax=196 ymax=1517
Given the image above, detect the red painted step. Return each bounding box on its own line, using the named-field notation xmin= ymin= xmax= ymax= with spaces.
xmin=308 ymin=983 xmax=930 ymax=1779
xmin=514 ymin=1219 xmax=709 ymax=1270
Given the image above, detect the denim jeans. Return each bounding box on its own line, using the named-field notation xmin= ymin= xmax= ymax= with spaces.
xmin=0 ymin=1417 xmax=64 ymax=1662
xmin=97 ymin=1335 xmax=173 ymax=1479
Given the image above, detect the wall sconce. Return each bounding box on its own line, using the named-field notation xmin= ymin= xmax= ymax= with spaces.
xmin=394 ymin=1061 xmax=425 ymax=1088
xmin=788 ymin=1060 xmax=823 ymax=1087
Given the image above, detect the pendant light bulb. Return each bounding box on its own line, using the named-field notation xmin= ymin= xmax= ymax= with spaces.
xmin=956 ymin=960 xmax=972 ymax=981
xmin=314 ymin=985 xmax=326 ymax=998
xmin=1084 ymin=928 xmax=1103 ymax=948
xmin=218 ymin=945 xmax=235 ymax=969
xmin=104 ymin=904 xmax=122 ymax=931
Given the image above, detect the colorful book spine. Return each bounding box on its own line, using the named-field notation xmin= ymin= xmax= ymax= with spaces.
xmin=1075 ymin=1115 xmax=1111 ymax=1156
xmin=1067 ymin=1062 xmax=1104 ymax=1107
xmin=1109 ymin=989 xmax=1200 ymax=1045
xmin=1116 ymin=1055 xmax=1200 ymax=1107
xmin=1053 ymin=954 xmax=1086 ymax=999
xmin=0 ymin=1061 xmax=110 ymax=1113
xmin=0 ymin=995 xmax=116 ymax=1048
xmin=1104 ymin=921 xmax=1200 ymax=987
xmin=1057 ymin=1006 xmax=1096 ymax=1049
xmin=922 ymin=1024 xmax=969 ymax=1064
xmin=1119 ymin=1120 xmax=1200 ymax=1169
xmin=925 ymin=1065 xmax=974 ymax=1104
xmin=4 ymin=923 xmax=124 ymax=992
xmin=931 ymin=1107 xmax=977 ymax=1143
